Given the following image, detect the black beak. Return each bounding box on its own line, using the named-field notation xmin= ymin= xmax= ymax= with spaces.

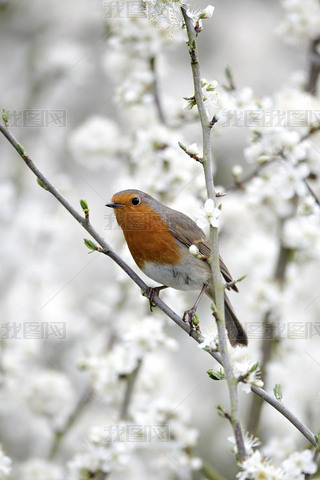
xmin=106 ymin=202 xmax=124 ymax=208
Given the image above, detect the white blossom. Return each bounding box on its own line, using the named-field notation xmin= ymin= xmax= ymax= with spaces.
xmin=281 ymin=449 xmax=317 ymax=478
xmin=282 ymin=215 xmax=320 ymax=254
xmin=231 ymin=350 xmax=264 ymax=393
xmin=198 ymin=331 xmax=218 ymax=350
xmin=123 ymin=316 xmax=178 ymax=354
xmin=186 ymin=143 xmax=199 ymax=155
xmin=272 ymin=163 xmax=309 ymax=199
xmin=228 ymin=433 xmax=261 ymax=456
xmin=0 ymin=447 xmax=12 ymax=479
xmin=69 ymin=116 xmax=121 ymax=169
xmin=237 ymin=450 xmax=284 ymax=480
xmin=232 ymin=164 xmax=243 ymax=178
xmin=18 ymin=459 xmax=64 ymax=480
xmin=195 ymin=199 xmax=221 ymax=229
xmin=25 ymin=371 xmax=76 ymax=431
xmin=277 ymin=0 xmax=320 ymax=44
xmin=298 ymin=195 xmax=317 ymax=215
xmin=201 ymin=5 xmax=215 ymax=19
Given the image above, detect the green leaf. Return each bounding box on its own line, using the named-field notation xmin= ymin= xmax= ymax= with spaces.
xmin=2 ymin=108 xmax=8 ymax=125
xmin=237 ymin=275 xmax=247 ymax=283
xmin=273 ymin=383 xmax=283 ymax=400
xmin=84 ymin=238 xmax=98 ymax=253
xmin=178 ymin=141 xmax=186 ymax=151
xmin=16 ymin=143 xmax=25 ymax=156
xmin=207 ymin=368 xmax=225 ymax=381
xmin=225 ymin=65 xmax=232 ymax=82
xmin=315 ymin=433 xmax=320 ymax=444
xmin=192 ymin=314 xmax=199 ymax=325
xmin=249 ymin=362 xmax=259 ymax=373
xmin=80 ymin=199 xmax=89 ymax=214
xmin=210 ymin=303 xmax=217 ymax=313
xmin=37 ymin=178 xmax=45 ymax=189
xmin=216 ymin=405 xmax=227 ymax=417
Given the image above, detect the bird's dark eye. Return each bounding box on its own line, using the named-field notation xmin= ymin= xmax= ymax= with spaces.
xmin=131 ymin=197 xmax=140 ymax=206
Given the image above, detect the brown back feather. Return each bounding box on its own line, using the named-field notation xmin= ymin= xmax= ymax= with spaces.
xmin=165 ymin=208 xmax=238 ymax=292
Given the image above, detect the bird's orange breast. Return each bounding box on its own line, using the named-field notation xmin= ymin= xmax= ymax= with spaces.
xmin=114 ymin=205 xmax=181 ymax=269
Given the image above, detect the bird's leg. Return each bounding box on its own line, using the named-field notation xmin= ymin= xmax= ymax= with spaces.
xmin=144 ymin=285 xmax=168 ymax=311
xmin=183 ymin=284 xmax=208 ymax=335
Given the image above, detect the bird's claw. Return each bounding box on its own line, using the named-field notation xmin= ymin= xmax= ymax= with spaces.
xmin=144 ymin=286 xmax=165 ymax=312
xmin=183 ymin=309 xmax=200 ymax=336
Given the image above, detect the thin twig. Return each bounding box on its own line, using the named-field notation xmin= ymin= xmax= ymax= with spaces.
xmin=306 ymin=36 xmax=320 ymax=94
xmin=181 ymin=4 xmax=246 ymax=462
xmin=304 ymin=179 xmax=320 ymax=207
xmin=226 ymin=160 xmax=276 ymax=192
xmin=150 ymin=56 xmax=166 ymax=125
xmin=0 ymin=123 xmax=317 ymax=449
xmin=200 ymin=463 xmax=229 ymax=480
xmin=251 ymin=384 xmax=316 ymax=446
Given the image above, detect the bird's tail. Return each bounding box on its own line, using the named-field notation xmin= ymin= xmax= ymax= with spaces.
xmin=206 ymin=287 xmax=248 ymax=347
xmin=224 ymin=292 xmax=248 ymax=347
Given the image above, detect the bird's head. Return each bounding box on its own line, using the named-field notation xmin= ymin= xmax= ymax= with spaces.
xmin=106 ymin=190 xmax=165 ymax=232
xmin=106 ymin=190 xmax=145 ymax=211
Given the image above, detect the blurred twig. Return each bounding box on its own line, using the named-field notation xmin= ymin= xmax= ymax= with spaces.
xmin=150 ymin=56 xmax=166 ymax=125
xmin=49 ymin=387 xmax=94 ymax=459
xmin=200 ymin=463 xmax=228 ymax=480
xmin=119 ymin=358 xmax=143 ymax=420
xmin=306 ymin=36 xmax=320 ymax=94
xmin=0 ymin=123 xmax=318 ymax=449
xmin=247 ymin=237 xmax=292 ymax=434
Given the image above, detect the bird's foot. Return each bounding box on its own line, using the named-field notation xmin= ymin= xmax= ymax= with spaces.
xmin=183 ymin=309 xmax=200 ymax=336
xmin=144 ymin=286 xmax=167 ymax=312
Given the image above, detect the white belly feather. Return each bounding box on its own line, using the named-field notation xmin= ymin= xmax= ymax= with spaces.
xmin=142 ymin=255 xmax=211 ymax=291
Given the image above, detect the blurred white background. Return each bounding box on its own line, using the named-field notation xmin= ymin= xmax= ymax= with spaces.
xmin=1 ymin=1 xmax=320 ymax=479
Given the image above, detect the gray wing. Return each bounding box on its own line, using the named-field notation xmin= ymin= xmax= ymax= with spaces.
xmin=166 ymin=207 xmax=238 ymax=292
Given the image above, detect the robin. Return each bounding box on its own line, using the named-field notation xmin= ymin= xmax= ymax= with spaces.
xmin=106 ymin=189 xmax=248 ymax=347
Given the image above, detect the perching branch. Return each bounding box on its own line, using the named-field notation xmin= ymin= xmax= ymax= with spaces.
xmin=181 ymin=4 xmax=246 ymax=462
xmin=0 ymin=123 xmax=318 ymax=450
